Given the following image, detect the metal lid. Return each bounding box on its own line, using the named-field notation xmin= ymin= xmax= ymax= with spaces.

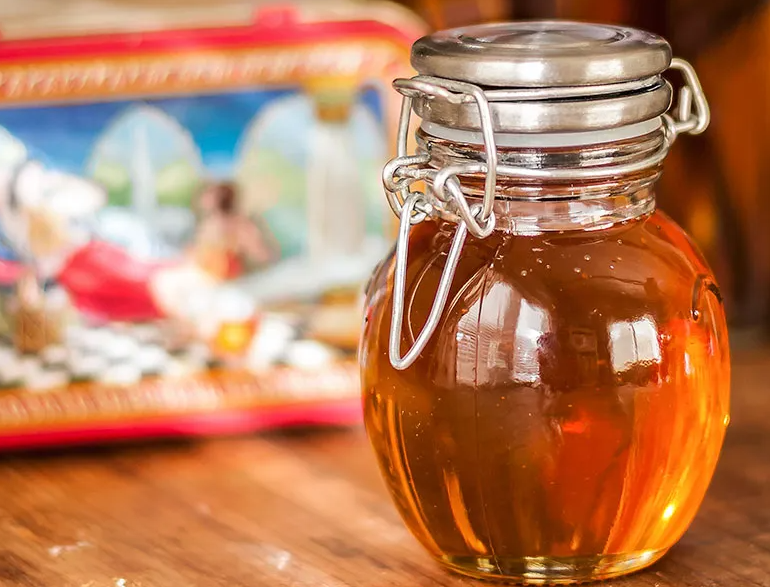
xmin=412 ymin=20 xmax=672 ymax=88
xmin=406 ymin=20 xmax=675 ymax=134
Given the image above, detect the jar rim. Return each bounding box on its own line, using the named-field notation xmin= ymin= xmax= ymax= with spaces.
xmin=407 ymin=21 xmax=677 ymax=134
xmin=420 ymin=117 xmax=663 ymax=149
xmin=420 ymin=117 xmax=664 ymax=148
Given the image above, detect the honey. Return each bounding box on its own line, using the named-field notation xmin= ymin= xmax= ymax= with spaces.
xmin=360 ymin=20 xmax=729 ymax=584
xmin=362 ymin=209 xmax=729 ymax=582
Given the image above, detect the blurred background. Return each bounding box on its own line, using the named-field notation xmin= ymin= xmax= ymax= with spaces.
xmin=0 ymin=0 xmax=764 ymax=446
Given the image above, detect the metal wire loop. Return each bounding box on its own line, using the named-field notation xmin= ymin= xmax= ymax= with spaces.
xmin=389 ymin=193 xmax=469 ymax=370
xmin=668 ymin=57 xmax=710 ymax=137
xmin=433 ymin=164 xmax=496 ymax=238
xmin=393 ymin=76 xmax=498 ymax=222
xmin=382 ymin=154 xmax=430 ymax=193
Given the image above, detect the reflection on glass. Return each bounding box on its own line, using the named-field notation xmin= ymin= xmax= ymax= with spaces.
xmin=609 ymin=316 xmax=661 ymax=374
xmin=457 ymin=282 xmax=550 ymax=386
xmin=513 ymin=299 xmax=548 ymax=384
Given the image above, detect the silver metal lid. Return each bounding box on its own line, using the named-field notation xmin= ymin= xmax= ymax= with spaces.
xmin=412 ymin=21 xmax=672 ymax=88
xmin=406 ymin=20 xmax=676 ymax=134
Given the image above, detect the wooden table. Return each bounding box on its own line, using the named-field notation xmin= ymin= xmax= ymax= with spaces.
xmin=0 ymin=349 xmax=768 ymax=587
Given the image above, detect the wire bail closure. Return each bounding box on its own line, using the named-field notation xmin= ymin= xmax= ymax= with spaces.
xmin=383 ymin=58 xmax=709 ymax=371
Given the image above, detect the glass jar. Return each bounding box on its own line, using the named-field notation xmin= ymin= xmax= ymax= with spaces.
xmin=360 ymin=21 xmax=730 ymax=584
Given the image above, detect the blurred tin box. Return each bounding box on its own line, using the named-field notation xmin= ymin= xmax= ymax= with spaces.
xmin=0 ymin=0 xmax=423 ymax=449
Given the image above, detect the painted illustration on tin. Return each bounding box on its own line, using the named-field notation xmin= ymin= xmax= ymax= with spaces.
xmin=0 ymin=84 xmax=389 ymax=391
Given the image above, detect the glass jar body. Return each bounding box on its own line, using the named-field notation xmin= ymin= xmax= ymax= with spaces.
xmin=361 ymin=204 xmax=730 ymax=583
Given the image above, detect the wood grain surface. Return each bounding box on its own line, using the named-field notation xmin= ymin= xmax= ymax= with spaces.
xmin=0 ymin=348 xmax=768 ymax=587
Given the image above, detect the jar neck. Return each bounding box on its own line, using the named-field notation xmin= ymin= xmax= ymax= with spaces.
xmin=417 ymin=125 xmax=664 ymax=233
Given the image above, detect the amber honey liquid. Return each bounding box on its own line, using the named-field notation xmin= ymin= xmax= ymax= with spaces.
xmin=361 ymin=210 xmax=729 ymax=583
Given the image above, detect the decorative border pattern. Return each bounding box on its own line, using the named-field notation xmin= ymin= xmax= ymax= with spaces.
xmin=0 ymin=42 xmax=409 ymax=105
xmin=0 ymin=362 xmax=360 ymax=432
